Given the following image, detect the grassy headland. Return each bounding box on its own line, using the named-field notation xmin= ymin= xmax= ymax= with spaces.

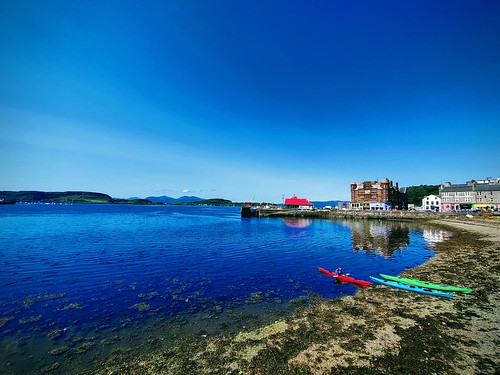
xmin=0 ymin=191 xmax=153 ymax=205
xmin=0 ymin=191 xmax=273 ymax=207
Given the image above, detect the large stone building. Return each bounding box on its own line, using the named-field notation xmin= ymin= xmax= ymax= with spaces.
xmin=440 ymin=178 xmax=500 ymax=211
xmin=350 ymin=179 xmax=408 ymax=210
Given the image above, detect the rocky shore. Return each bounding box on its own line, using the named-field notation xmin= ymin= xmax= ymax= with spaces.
xmin=100 ymin=218 xmax=499 ymax=374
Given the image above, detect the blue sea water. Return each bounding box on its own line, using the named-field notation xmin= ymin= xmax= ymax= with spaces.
xmin=0 ymin=204 xmax=448 ymax=374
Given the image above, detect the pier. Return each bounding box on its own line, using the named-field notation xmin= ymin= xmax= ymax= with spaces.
xmin=243 ymin=207 xmax=493 ymax=221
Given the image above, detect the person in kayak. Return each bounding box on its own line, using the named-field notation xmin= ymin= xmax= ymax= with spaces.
xmin=335 ymin=267 xmax=343 ymax=275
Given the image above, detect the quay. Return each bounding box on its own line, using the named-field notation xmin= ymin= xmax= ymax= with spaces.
xmin=243 ymin=207 xmax=496 ymax=221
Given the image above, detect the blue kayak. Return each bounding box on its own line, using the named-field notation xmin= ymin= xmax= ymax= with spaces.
xmin=370 ymin=277 xmax=453 ymax=299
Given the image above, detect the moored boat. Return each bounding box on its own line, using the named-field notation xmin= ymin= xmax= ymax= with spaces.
xmin=379 ymin=274 xmax=472 ymax=294
xmin=370 ymin=276 xmax=453 ymax=298
xmin=318 ymin=267 xmax=372 ymax=287
xmin=241 ymin=205 xmax=258 ymax=218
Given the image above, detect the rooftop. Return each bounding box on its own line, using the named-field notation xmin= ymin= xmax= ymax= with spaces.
xmin=284 ymin=195 xmax=313 ymax=206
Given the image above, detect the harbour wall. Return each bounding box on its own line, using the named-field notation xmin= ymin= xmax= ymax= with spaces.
xmin=253 ymin=208 xmax=489 ymax=221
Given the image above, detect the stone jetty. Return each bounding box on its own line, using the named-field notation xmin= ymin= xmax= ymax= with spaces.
xmin=249 ymin=207 xmax=491 ymax=221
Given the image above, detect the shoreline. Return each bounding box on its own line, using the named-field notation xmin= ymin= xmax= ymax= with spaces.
xmin=255 ymin=207 xmax=500 ymax=221
xmin=99 ymin=218 xmax=499 ymax=374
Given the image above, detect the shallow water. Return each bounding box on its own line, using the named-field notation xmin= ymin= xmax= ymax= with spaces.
xmin=0 ymin=204 xmax=448 ymax=374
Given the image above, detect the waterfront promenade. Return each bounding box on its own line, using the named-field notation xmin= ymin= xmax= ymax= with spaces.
xmin=254 ymin=207 xmax=495 ymax=221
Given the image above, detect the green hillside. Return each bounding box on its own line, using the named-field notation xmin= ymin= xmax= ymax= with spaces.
xmin=407 ymin=185 xmax=440 ymax=206
xmin=0 ymin=191 xmax=152 ymax=204
xmin=181 ymin=198 xmax=234 ymax=206
xmin=0 ymin=191 xmax=235 ymax=206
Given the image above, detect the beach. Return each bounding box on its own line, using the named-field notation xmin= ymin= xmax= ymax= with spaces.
xmin=99 ymin=217 xmax=499 ymax=374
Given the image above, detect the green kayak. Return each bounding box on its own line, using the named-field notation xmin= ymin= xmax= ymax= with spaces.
xmin=379 ymin=274 xmax=473 ymax=294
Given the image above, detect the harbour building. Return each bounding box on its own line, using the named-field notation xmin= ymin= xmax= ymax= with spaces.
xmin=283 ymin=195 xmax=313 ymax=210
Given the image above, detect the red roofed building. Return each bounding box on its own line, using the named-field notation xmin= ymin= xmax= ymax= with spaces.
xmin=284 ymin=195 xmax=313 ymax=210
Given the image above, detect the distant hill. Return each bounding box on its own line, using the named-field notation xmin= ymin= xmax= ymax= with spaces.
xmin=146 ymin=195 xmax=205 ymax=204
xmin=146 ymin=197 xmax=234 ymax=206
xmin=1 ymin=191 xmax=152 ymax=205
xmin=0 ymin=191 xmax=114 ymax=204
xmin=185 ymin=198 xmax=234 ymax=206
xmin=1 ymin=191 xmax=233 ymax=206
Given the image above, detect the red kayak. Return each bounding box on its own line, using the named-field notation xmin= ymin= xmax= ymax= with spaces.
xmin=318 ymin=267 xmax=372 ymax=287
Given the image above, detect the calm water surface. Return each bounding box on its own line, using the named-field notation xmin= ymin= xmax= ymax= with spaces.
xmin=0 ymin=204 xmax=449 ymax=374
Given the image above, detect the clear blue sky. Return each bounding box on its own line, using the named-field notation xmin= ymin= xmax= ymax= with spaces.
xmin=1 ymin=1 xmax=499 ymax=202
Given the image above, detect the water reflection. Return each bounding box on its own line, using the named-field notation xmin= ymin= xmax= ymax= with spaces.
xmin=344 ymin=221 xmax=410 ymax=256
xmin=283 ymin=218 xmax=312 ymax=238
xmin=423 ymin=228 xmax=451 ymax=244
xmin=0 ymin=205 xmax=441 ymax=375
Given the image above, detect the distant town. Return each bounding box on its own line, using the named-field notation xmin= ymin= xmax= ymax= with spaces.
xmin=279 ymin=177 xmax=499 ymax=213
xmin=346 ymin=177 xmax=499 ymax=213
xmin=1 ymin=177 xmax=499 ymax=212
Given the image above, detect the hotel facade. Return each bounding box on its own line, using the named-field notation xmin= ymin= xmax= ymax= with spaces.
xmin=350 ymin=179 xmax=408 ymax=211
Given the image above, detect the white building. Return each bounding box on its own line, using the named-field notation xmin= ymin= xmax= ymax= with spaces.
xmin=369 ymin=202 xmax=392 ymax=211
xmin=422 ymin=194 xmax=441 ymax=212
